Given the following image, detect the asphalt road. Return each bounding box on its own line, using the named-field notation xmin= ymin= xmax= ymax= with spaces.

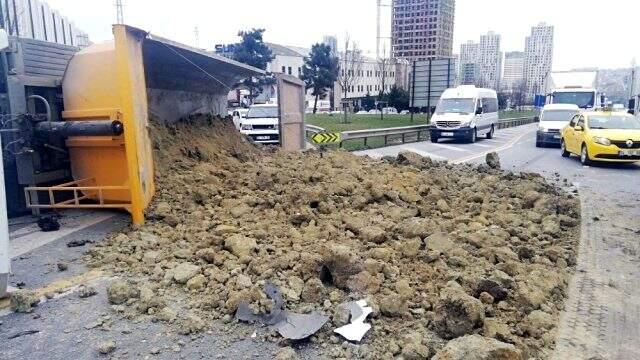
xmin=1 ymin=124 xmax=638 ymax=359
xmin=360 ymin=123 xmax=640 ymax=359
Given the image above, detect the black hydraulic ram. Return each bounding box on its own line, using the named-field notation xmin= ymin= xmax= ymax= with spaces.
xmin=35 ymin=120 xmax=124 ymax=137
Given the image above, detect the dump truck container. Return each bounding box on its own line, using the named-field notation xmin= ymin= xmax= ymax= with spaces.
xmin=24 ymin=25 xmax=263 ymax=225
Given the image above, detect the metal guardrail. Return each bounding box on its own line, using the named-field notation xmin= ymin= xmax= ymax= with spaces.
xmin=304 ymin=116 xmax=537 ymax=151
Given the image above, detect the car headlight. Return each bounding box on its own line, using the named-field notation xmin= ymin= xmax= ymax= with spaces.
xmin=592 ymin=136 xmax=611 ymax=146
xmin=539 ymin=126 xmax=549 ymax=133
xmin=241 ymin=124 xmax=253 ymax=131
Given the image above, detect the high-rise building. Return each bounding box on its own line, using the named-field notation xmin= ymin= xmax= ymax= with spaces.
xmin=391 ymin=0 xmax=456 ymax=62
xmin=502 ymin=51 xmax=525 ymax=90
xmin=478 ymin=31 xmax=502 ymax=90
xmin=322 ymin=35 xmax=338 ymax=56
xmin=524 ymin=23 xmax=554 ymax=99
xmin=459 ymin=40 xmax=478 ymax=85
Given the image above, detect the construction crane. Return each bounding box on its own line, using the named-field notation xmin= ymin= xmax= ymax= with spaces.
xmin=115 ymin=0 xmax=125 ymax=24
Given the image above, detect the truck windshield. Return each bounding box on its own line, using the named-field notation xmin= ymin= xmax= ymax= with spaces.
xmin=541 ymin=110 xmax=577 ymax=122
xmin=246 ymin=107 xmax=278 ymax=118
xmin=436 ymin=99 xmax=475 ymax=114
xmin=588 ymin=116 xmax=640 ymax=130
xmin=553 ymin=92 xmax=595 ymax=109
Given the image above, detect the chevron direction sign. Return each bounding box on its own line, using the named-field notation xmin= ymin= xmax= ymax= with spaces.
xmin=311 ymin=132 xmax=342 ymax=145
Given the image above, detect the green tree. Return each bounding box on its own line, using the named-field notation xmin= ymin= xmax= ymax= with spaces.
xmin=232 ymin=29 xmax=275 ymax=103
xmin=301 ymin=44 xmax=339 ymax=114
xmin=386 ymin=86 xmax=410 ymax=111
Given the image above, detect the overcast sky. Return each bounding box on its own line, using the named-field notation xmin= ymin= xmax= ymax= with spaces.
xmin=47 ymin=0 xmax=639 ymax=70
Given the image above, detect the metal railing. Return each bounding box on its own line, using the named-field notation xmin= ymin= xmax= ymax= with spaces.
xmin=304 ymin=116 xmax=537 ymax=151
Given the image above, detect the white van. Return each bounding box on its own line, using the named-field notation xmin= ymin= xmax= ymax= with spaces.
xmin=536 ymin=104 xmax=579 ymax=147
xmin=430 ymin=86 xmax=499 ymax=143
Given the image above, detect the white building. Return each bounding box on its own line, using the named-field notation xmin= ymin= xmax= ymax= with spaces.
xmin=336 ymin=55 xmax=398 ymax=102
xmin=502 ymin=51 xmax=525 ymax=90
xmin=478 ymin=31 xmax=502 ymax=90
xmin=524 ymin=23 xmax=554 ymax=99
xmin=0 ymin=0 xmax=90 ymax=46
xmin=459 ymin=40 xmax=479 ymax=85
xmin=266 ymin=43 xmax=307 ymax=78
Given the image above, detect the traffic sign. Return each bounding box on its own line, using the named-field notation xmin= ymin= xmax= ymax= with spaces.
xmin=312 ymin=132 xmax=341 ymax=144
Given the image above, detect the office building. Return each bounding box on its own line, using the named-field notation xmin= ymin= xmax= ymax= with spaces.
xmin=502 ymin=51 xmax=525 ymax=90
xmin=391 ymin=0 xmax=456 ymax=62
xmin=459 ymin=40 xmax=478 ymax=85
xmin=478 ymin=31 xmax=502 ymax=89
xmin=524 ymin=23 xmax=554 ymax=98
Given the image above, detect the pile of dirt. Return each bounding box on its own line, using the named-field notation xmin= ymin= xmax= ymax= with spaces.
xmin=86 ymin=116 xmax=580 ymax=359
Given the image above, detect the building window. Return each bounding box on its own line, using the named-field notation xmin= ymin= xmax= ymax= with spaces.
xmin=288 ymin=67 xmax=292 ymax=75
xmin=282 ymin=66 xmax=286 ymax=73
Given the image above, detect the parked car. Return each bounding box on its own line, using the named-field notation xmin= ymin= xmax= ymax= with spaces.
xmin=400 ymin=110 xmax=410 ymax=115
xmin=561 ymin=111 xmax=640 ymax=165
xmin=239 ymin=104 xmax=280 ymax=144
xmin=536 ymin=104 xmax=579 ymax=147
xmin=356 ymin=110 xmax=369 ymax=115
xmin=430 ymin=85 xmax=499 ymax=143
xmin=382 ymin=107 xmax=398 ymax=114
xmin=368 ymin=109 xmax=381 ymax=115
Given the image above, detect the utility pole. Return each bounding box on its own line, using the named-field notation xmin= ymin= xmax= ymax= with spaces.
xmin=115 ymin=0 xmax=124 ymax=25
xmin=0 ymin=134 xmax=10 ymax=299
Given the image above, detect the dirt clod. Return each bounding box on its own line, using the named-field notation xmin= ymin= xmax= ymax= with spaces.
xmin=97 ymin=340 xmax=117 ymax=355
xmin=433 ymin=335 xmax=522 ymax=360
xmin=106 ymin=280 xmax=138 ymax=305
xmin=10 ymin=290 xmax=40 ymax=313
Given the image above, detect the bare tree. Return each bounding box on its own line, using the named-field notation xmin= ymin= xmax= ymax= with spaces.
xmin=377 ymin=45 xmax=393 ymax=101
xmin=337 ymin=34 xmax=363 ymax=123
xmin=511 ymin=79 xmax=528 ymax=109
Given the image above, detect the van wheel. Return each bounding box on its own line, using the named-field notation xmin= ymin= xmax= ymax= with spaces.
xmin=486 ymin=125 xmax=495 ymax=139
xmin=430 ymin=134 xmax=439 ymax=143
xmin=561 ymin=140 xmax=570 ymax=157
xmin=580 ymin=144 xmax=592 ymax=165
xmin=468 ymin=128 xmax=477 ymax=143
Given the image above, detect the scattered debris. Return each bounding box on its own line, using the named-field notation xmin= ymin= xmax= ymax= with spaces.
xmin=57 ymin=262 xmax=69 ymax=272
xmin=97 ymin=340 xmax=117 ymax=355
xmin=236 ymin=282 xmax=329 ymax=340
xmin=67 ymin=239 xmax=93 ymax=248
xmin=432 ymin=335 xmax=522 ymax=360
xmin=78 ymin=285 xmax=98 ymax=299
xmin=106 ymin=280 xmax=138 ymax=305
xmin=486 ymin=152 xmax=501 ymax=169
xmin=7 ymin=330 xmax=40 ymax=339
xmin=10 ymin=290 xmax=40 ymax=313
xmin=37 ymin=216 xmax=60 ymax=232
xmin=334 ymin=300 xmax=372 ymax=342
xmin=87 ymin=117 xmax=580 ymax=358
xmin=274 ymin=347 xmax=299 ymax=360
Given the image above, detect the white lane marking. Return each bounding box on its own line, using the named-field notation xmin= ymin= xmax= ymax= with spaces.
xmin=432 ymin=143 xmax=469 ymax=152
xmin=10 ymin=212 xmax=117 ymax=258
xmin=406 ymin=148 xmax=448 ymax=161
xmin=469 ymin=143 xmax=492 ymax=148
xmin=453 ymin=128 xmax=537 ymax=164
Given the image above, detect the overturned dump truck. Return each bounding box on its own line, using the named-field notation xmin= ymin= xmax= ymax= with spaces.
xmin=2 ymin=25 xmax=264 ymax=225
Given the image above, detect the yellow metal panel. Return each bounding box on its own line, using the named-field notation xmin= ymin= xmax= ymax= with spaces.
xmin=62 ymin=25 xmax=156 ymax=225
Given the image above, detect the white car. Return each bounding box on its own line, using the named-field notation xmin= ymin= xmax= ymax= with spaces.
xmin=430 ymin=85 xmax=499 ymax=143
xmin=368 ymin=109 xmax=381 ymax=115
xmin=382 ymin=107 xmax=398 ymax=114
xmin=231 ymin=108 xmax=249 ymax=130
xmin=400 ymin=110 xmax=410 ymax=115
xmin=356 ymin=110 xmax=369 ymax=115
xmin=536 ymin=104 xmax=579 ymax=147
xmin=239 ymin=104 xmax=280 ymax=144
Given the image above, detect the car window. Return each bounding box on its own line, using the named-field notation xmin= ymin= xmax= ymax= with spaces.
xmin=577 ymin=116 xmax=585 ymax=127
xmin=482 ymin=98 xmax=498 ymax=113
xmin=233 ymin=111 xmax=239 ymax=117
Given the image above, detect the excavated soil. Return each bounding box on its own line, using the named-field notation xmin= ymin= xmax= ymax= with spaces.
xmin=86 ymin=116 xmax=580 ymax=359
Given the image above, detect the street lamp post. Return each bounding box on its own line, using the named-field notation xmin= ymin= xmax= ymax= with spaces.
xmin=0 ymin=134 xmax=9 ymax=298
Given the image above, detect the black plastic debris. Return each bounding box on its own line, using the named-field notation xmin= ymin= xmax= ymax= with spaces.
xmin=66 ymin=239 xmax=93 ymax=248
xmin=235 ymin=281 xmax=329 ymax=340
xmin=37 ymin=216 xmax=60 ymax=232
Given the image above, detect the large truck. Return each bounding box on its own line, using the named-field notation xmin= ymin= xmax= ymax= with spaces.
xmin=546 ymin=71 xmax=602 ymax=110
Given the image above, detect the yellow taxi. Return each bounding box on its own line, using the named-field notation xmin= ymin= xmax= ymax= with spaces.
xmin=560 ymin=111 xmax=640 ymax=165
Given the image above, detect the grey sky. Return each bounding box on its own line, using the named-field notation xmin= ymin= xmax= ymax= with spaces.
xmin=48 ymin=0 xmax=639 ymax=70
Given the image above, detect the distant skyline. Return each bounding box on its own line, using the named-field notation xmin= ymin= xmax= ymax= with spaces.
xmin=46 ymin=0 xmax=639 ymax=70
